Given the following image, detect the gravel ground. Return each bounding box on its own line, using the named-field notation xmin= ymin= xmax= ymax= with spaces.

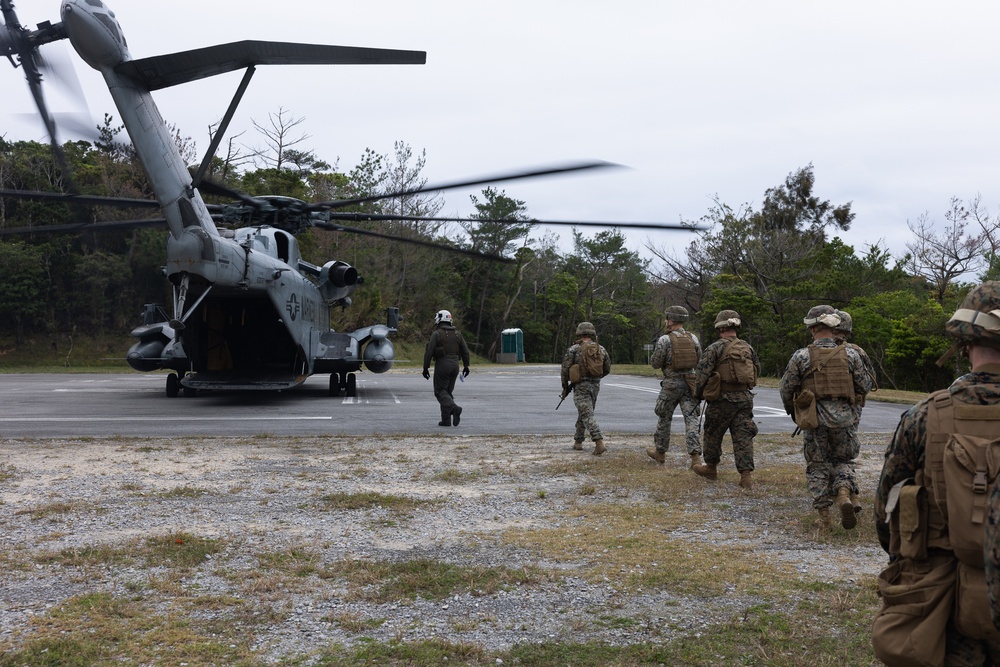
xmin=0 ymin=432 xmax=889 ymax=663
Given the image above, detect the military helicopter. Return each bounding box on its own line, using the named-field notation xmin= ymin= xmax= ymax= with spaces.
xmin=1 ymin=0 xmax=696 ymax=398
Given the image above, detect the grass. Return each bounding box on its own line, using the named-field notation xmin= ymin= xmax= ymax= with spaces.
xmin=0 ymin=433 xmax=888 ymax=666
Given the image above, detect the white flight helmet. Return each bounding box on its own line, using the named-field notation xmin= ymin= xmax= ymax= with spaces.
xmin=434 ymin=309 xmax=453 ymax=325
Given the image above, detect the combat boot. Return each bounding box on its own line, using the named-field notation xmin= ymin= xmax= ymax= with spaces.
xmin=817 ymin=507 xmax=832 ymax=531
xmin=692 ymin=463 xmax=717 ymax=480
xmin=646 ymin=447 xmax=665 ymax=464
xmin=690 ymin=453 xmax=702 ymax=469
xmin=836 ymin=488 xmax=857 ymax=529
xmin=850 ymin=491 xmax=863 ymax=515
xmin=452 ymin=406 xmax=463 ymax=426
xmin=738 ymin=471 xmax=753 ymax=489
xmin=593 ymin=439 xmax=606 ymax=456
xmin=572 ymin=441 xmax=584 ymax=451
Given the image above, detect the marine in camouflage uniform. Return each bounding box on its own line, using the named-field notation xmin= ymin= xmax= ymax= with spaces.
xmin=780 ymin=305 xmax=871 ymax=530
xmin=876 ymin=281 xmax=1000 ymax=666
xmin=648 ymin=305 xmax=703 ymax=467
xmin=422 ymin=310 xmax=470 ymax=427
xmin=561 ymin=321 xmax=612 ymax=456
xmin=692 ymin=310 xmax=760 ymax=488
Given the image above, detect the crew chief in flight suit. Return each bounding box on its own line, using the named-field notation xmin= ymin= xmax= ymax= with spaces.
xmin=423 ymin=309 xmax=470 ymax=427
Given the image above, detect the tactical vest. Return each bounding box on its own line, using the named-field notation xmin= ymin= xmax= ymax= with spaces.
xmin=668 ymin=331 xmax=698 ymax=372
xmin=887 ymin=390 xmax=1000 ymax=641
xmin=717 ymin=338 xmax=756 ymax=391
xmin=800 ymin=344 xmax=854 ymax=403
xmin=436 ymin=328 xmax=461 ymax=357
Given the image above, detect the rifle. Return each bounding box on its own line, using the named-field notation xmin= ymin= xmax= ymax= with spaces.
xmin=556 ymin=384 xmax=574 ymax=410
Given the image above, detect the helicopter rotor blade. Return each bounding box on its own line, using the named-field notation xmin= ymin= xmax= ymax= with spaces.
xmin=313 ymin=220 xmax=514 ymax=264
xmin=323 ymin=211 xmax=703 ymax=232
xmin=310 ymin=161 xmax=619 ymax=211
xmin=1 ymin=2 xmax=76 ymax=191
xmin=0 ymin=217 xmax=171 ymax=236
xmin=0 ymin=188 xmax=164 ymax=209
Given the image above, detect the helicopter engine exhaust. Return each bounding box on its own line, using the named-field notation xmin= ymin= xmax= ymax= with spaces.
xmin=318 ymin=260 xmax=360 ymax=305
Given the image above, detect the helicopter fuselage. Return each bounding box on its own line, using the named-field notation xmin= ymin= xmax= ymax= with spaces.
xmin=58 ymin=0 xmax=394 ymax=393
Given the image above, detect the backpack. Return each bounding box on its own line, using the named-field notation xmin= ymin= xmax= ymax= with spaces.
xmin=717 ymin=339 xmax=756 ymax=388
xmin=924 ymin=392 xmax=1000 ymax=640
xmin=578 ymin=340 xmax=605 ymax=379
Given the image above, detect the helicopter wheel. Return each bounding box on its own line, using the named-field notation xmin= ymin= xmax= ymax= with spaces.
xmin=166 ymin=373 xmax=180 ymax=398
xmin=345 ymin=373 xmax=357 ymax=398
xmin=329 ymin=373 xmax=341 ymax=397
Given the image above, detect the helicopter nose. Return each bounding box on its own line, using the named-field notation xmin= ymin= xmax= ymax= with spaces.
xmin=61 ymin=0 xmax=130 ymax=70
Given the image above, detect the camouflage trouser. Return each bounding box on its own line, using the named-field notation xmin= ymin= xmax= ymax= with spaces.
xmin=944 ymin=620 xmax=1000 ymax=666
xmin=702 ymin=399 xmax=757 ymax=473
xmin=802 ymin=426 xmax=856 ymax=509
xmin=573 ymin=379 xmax=603 ymax=443
xmin=653 ymin=380 xmax=701 ymax=455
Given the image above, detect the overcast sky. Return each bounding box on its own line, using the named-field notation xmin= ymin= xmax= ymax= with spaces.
xmin=5 ymin=1 xmax=999 ymax=267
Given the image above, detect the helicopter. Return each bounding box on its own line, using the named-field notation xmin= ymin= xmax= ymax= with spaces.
xmin=1 ymin=0 xmax=697 ymax=398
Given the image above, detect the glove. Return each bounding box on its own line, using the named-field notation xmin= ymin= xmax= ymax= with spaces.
xmin=462 ymin=367 xmax=470 ymax=378
xmin=422 ymin=369 xmax=430 ymax=380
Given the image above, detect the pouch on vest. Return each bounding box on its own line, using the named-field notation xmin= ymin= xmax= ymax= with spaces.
xmin=793 ymin=389 xmax=819 ymax=430
xmin=885 ymin=479 xmax=928 ymax=561
xmin=955 ymin=561 xmax=1000 ymax=641
xmin=871 ymin=555 xmax=956 ymax=667
xmin=684 ymin=374 xmax=698 ymax=398
xmin=568 ymin=363 xmax=582 ymax=384
xmin=702 ymin=372 xmax=721 ymax=401
xmin=942 ymin=428 xmax=1000 ymax=565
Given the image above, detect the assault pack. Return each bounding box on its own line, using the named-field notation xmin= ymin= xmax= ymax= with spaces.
xmin=717 ymin=338 xmax=756 ymax=390
xmin=874 ymin=391 xmax=1000 ymax=665
xmin=578 ymin=340 xmax=605 ymax=378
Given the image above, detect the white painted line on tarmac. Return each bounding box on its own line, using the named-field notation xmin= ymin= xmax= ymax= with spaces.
xmin=0 ymin=416 xmax=333 ymax=422
xmin=604 ymin=383 xmax=660 ymax=394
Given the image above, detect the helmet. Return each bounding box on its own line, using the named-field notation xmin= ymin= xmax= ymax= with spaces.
xmin=945 ymin=281 xmax=1000 ymax=347
xmin=713 ymin=310 xmax=741 ymax=330
xmin=803 ymin=305 xmax=841 ymax=329
xmin=834 ymin=310 xmax=853 ymax=335
xmin=665 ymin=305 xmax=689 ymax=322
xmin=575 ymin=321 xmax=597 ymax=337
xmin=434 ymin=309 xmax=453 ymax=325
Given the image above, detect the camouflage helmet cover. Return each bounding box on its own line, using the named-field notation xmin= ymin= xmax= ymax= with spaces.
xmin=804 ymin=305 xmax=841 ymax=329
xmin=575 ymin=321 xmax=597 ymax=337
xmin=665 ymin=305 xmax=689 ymax=322
xmin=834 ymin=310 xmax=853 ymax=335
xmin=714 ymin=310 xmax=741 ymax=329
xmin=945 ymin=281 xmax=1000 ymax=347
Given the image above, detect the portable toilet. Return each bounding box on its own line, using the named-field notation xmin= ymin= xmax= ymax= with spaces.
xmin=498 ymin=328 xmax=524 ymax=363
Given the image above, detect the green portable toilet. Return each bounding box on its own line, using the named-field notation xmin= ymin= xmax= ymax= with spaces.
xmin=498 ymin=328 xmax=524 ymax=363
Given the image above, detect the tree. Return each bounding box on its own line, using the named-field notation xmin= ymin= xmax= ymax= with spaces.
xmin=904 ymin=197 xmax=986 ymax=304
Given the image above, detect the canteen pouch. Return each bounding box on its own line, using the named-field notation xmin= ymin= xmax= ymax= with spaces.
xmin=871 ymin=556 xmax=956 ymax=667
xmin=793 ymin=389 xmax=819 ymax=430
xmin=702 ymin=372 xmax=721 ymax=401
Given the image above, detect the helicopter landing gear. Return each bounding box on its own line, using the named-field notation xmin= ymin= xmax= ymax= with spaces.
xmin=166 ymin=372 xmax=197 ymax=397
xmin=329 ymin=372 xmax=358 ymax=397
xmin=166 ymin=372 xmax=180 ymax=398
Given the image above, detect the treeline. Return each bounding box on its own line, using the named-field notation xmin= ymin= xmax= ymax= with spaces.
xmin=1 ymin=114 xmax=998 ymax=391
